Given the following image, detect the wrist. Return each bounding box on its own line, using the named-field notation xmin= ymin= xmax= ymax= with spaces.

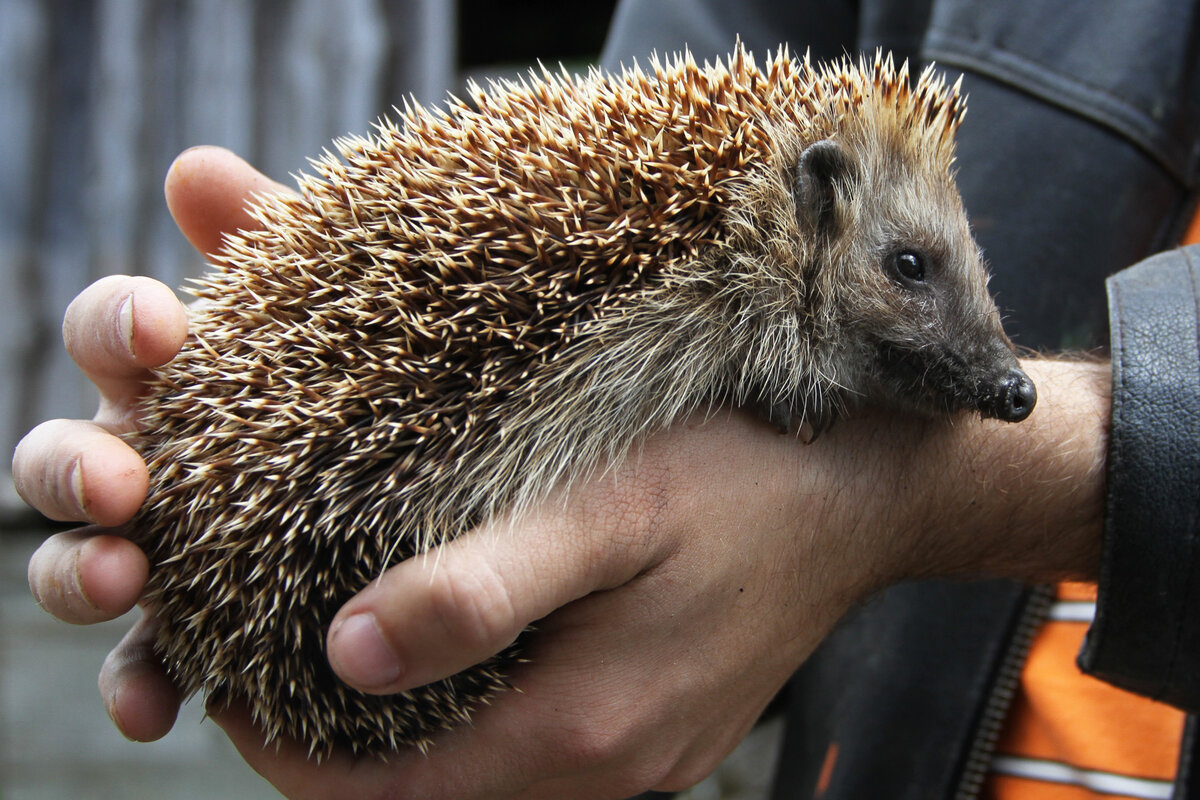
xmin=853 ymin=358 xmax=1110 ymax=588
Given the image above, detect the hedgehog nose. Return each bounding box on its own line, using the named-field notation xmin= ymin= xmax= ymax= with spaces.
xmin=992 ymin=368 xmax=1037 ymax=422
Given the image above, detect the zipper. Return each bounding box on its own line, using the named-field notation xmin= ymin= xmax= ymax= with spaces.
xmin=953 ymin=583 xmax=1055 ymax=800
xmin=1176 ymin=716 xmax=1196 ymax=800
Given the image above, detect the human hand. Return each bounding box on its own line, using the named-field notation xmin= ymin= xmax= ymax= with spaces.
xmin=207 ymin=357 xmax=1108 ymax=800
xmin=209 ymin=408 xmax=895 ymax=799
xmin=13 ymin=145 xmax=290 ymax=742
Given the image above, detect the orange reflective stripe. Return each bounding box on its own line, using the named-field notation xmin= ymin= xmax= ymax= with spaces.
xmin=1056 ymin=582 xmax=1098 ymax=603
xmin=1183 ymin=210 xmax=1200 ymax=246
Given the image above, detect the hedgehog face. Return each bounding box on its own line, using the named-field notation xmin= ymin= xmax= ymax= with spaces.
xmin=793 ymin=133 xmax=1035 ymax=422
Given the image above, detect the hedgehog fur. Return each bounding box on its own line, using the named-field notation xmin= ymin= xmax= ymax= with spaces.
xmin=129 ymin=45 xmax=1031 ymax=757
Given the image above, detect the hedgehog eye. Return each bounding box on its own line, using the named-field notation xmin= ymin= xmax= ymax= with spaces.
xmin=888 ymin=249 xmax=926 ymax=285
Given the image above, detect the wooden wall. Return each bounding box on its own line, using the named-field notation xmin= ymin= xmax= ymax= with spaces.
xmin=0 ymin=0 xmax=459 ymax=515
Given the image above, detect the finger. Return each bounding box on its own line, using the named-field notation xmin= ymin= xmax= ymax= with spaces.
xmin=27 ymin=527 xmax=148 ymax=624
xmin=164 ymin=145 xmax=294 ymax=258
xmin=61 ymin=275 xmax=188 ymax=420
xmin=13 ymin=419 xmax=150 ymax=526
xmin=98 ymin=610 xmax=182 ymax=742
xmin=326 ymin=468 xmax=677 ymax=695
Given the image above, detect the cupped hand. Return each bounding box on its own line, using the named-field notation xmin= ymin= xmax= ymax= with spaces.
xmin=212 ymin=357 xmax=1107 ymax=800
xmin=208 ymin=407 xmax=915 ymax=800
xmin=13 ymin=145 xmax=290 ymax=741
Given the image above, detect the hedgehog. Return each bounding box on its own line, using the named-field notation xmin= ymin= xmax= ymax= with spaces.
xmin=126 ymin=46 xmax=1035 ymax=758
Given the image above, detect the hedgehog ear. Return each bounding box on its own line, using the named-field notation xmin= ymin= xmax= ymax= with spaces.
xmin=794 ymin=139 xmax=853 ymax=236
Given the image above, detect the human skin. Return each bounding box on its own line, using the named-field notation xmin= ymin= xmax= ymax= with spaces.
xmin=13 ymin=146 xmax=1109 ymax=800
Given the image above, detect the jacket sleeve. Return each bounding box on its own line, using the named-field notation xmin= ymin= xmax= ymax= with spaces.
xmin=1078 ymin=244 xmax=1200 ymax=711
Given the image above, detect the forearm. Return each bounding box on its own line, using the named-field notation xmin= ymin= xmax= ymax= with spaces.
xmin=939 ymin=357 xmax=1110 ymax=582
xmin=846 ymin=358 xmax=1111 ymax=588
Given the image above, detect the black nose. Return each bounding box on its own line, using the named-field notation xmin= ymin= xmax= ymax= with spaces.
xmin=992 ymin=368 xmax=1037 ymax=422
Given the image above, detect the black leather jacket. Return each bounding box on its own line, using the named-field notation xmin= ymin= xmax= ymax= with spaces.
xmin=601 ymin=1 xmax=1200 ymax=796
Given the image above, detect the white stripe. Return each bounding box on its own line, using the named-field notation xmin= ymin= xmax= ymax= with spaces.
xmin=992 ymin=755 xmax=1174 ymax=799
xmin=1047 ymin=600 xmax=1096 ymax=623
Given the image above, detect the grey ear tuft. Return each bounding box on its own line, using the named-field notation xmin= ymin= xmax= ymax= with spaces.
xmin=794 ymin=139 xmax=853 ymax=236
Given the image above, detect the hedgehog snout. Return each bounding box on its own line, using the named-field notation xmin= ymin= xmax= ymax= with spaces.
xmin=983 ymin=367 xmax=1037 ymax=423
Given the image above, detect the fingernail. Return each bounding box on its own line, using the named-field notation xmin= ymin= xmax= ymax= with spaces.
xmin=117 ymin=293 xmax=135 ymax=357
xmin=106 ymin=682 xmax=136 ymax=741
xmin=68 ymin=458 xmax=89 ymax=520
xmin=71 ymin=544 xmax=101 ymax=612
xmin=328 ymin=613 xmax=403 ymax=690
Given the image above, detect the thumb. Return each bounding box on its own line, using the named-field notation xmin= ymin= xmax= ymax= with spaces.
xmin=325 ymin=478 xmax=674 ymax=695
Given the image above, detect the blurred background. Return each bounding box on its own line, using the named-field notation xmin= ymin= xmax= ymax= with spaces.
xmin=0 ymin=1 xmax=779 ymax=798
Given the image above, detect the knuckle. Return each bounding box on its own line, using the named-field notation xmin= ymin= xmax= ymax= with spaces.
xmin=653 ymin=760 xmax=716 ymax=793
xmin=94 ymin=397 xmax=145 ymax=432
xmin=554 ymin=715 xmax=678 ymax=793
xmin=559 ymin=718 xmax=628 ymax=769
xmin=537 ymin=688 xmax=700 ymax=790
